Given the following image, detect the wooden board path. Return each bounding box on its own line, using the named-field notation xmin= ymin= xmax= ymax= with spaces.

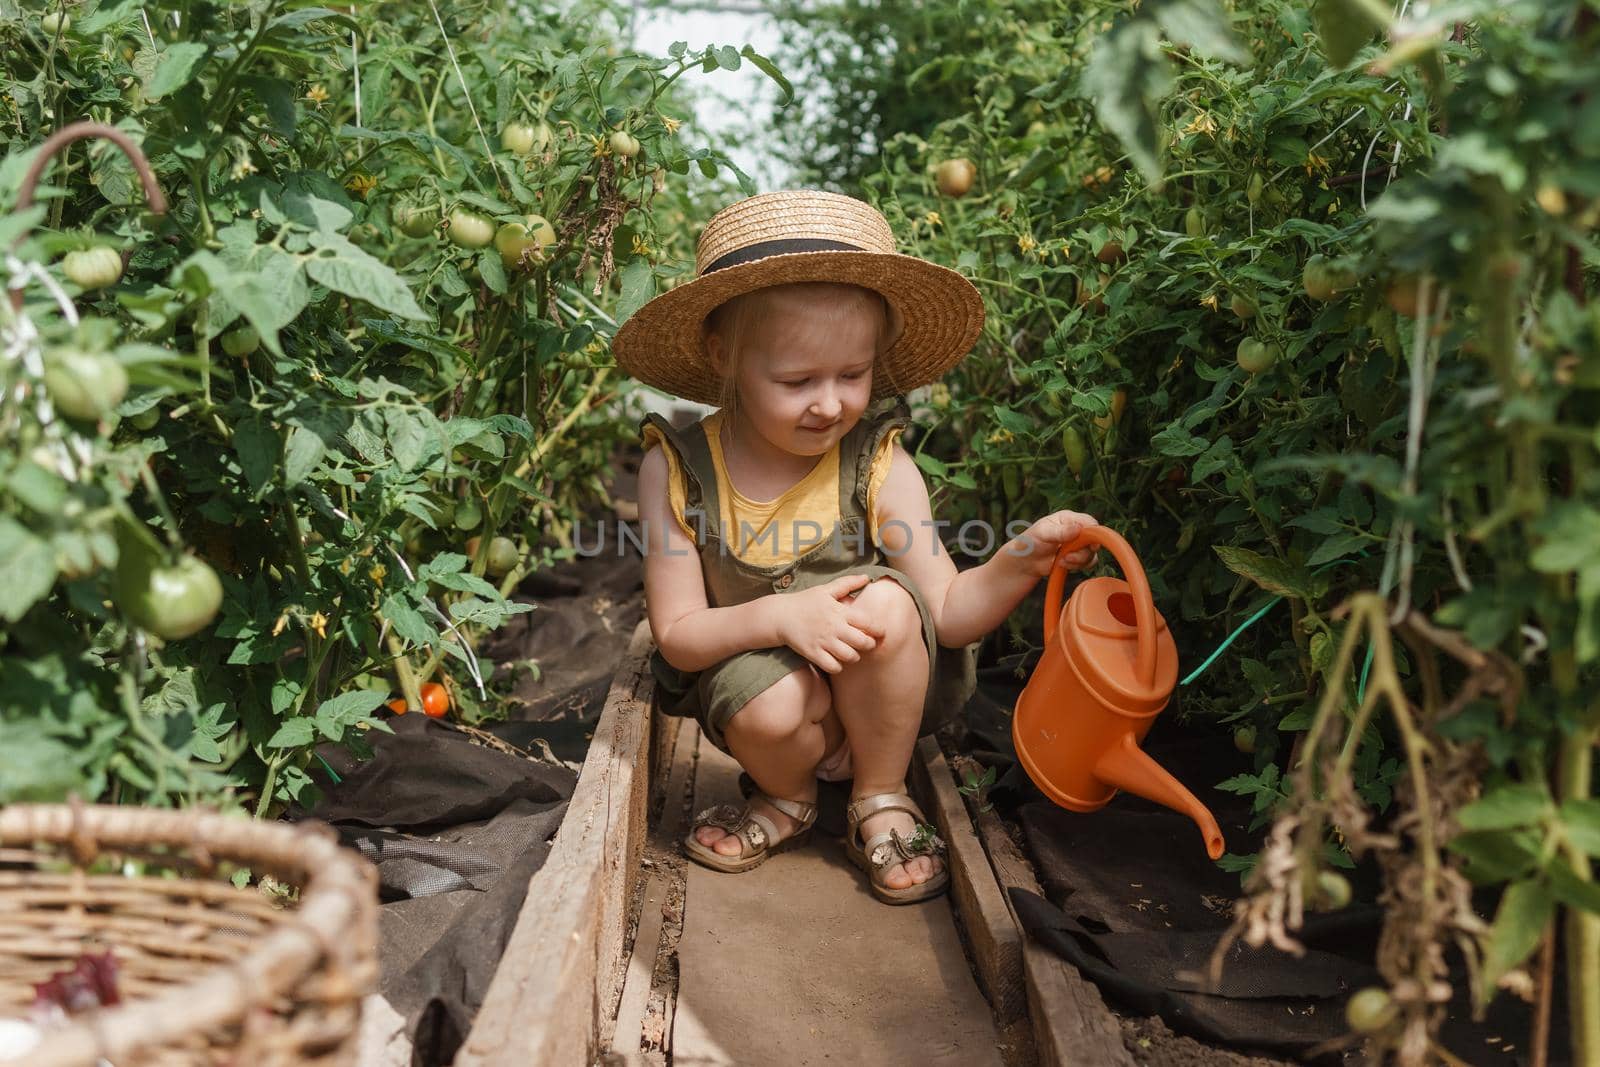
xmin=457 ymin=620 xmax=656 ymax=1067
xmin=456 ymin=622 xmax=1133 ymax=1067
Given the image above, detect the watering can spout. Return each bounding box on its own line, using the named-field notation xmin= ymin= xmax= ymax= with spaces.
xmin=1093 ymin=733 xmax=1226 ymax=861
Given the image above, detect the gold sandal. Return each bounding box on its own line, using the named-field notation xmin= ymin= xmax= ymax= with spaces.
xmin=683 ymin=792 xmax=818 ymax=874
xmin=844 ymin=792 xmax=950 ymax=905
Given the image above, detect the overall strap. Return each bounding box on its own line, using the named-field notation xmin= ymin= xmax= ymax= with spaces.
xmin=841 ymin=402 xmax=913 ymax=520
xmin=639 ymin=412 xmax=722 ymax=543
xmin=677 ymin=416 xmax=724 ymax=541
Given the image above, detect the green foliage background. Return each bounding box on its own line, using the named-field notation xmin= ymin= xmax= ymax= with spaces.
xmin=765 ymin=0 xmax=1600 ymax=1055
xmin=0 ymin=0 xmax=784 ymax=815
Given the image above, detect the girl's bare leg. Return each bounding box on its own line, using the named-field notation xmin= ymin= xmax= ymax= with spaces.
xmin=695 ymin=666 xmax=832 ymax=856
xmin=828 ymin=578 xmax=939 ymax=889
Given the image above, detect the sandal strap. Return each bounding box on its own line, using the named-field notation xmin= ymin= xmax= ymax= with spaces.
xmin=846 ymin=791 xmax=922 ymax=831
xmin=758 ymin=792 xmax=818 ymax=825
xmin=861 ymin=826 xmax=946 ymax=874
xmin=691 ymin=795 xmax=814 ymax=860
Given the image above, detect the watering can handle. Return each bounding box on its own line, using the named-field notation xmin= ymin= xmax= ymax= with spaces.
xmin=1042 ymin=525 xmax=1160 ymax=689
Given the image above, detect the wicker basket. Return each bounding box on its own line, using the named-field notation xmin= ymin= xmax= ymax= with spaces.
xmin=0 ymin=803 xmax=378 ymax=1067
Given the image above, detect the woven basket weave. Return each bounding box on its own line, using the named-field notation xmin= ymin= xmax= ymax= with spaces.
xmin=0 ymin=803 xmax=377 ymax=1067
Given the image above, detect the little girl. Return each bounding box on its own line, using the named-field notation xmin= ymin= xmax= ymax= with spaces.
xmin=612 ymin=190 xmax=1096 ymax=905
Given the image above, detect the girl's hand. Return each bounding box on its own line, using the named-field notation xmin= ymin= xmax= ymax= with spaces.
xmin=773 ymin=573 xmax=884 ymax=674
xmin=1008 ymin=511 xmax=1100 ymax=579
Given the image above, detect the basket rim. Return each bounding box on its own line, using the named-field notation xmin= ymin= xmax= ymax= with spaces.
xmin=0 ymin=803 xmax=376 ymax=1067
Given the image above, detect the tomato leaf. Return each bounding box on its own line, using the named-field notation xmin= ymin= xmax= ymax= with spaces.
xmin=1155 ymin=0 xmax=1248 ymax=64
xmin=616 ymin=258 xmax=655 ymax=324
xmin=306 ymin=233 xmax=428 ymax=321
xmin=1477 ymin=877 xmax=1552 ymax=1005
xmin=145 ymin=42 xmax=209 ymax=99
xmin=232 ymin=417 xmax=281 ymax=498
xmin=381 ymin=593 xmax=437 ymax=648
xmin=1457 ymin=784 xmax=1552 ymax=833
xmin=741 ymin=46 xmax=793 ymax=106
xmin=1083 ymin=19 xmax=1171 ymax=185
xmin=1214 ymin=545 xmax=1313 ymax=601
xmin=266 ymin=718 xmax=316 ymax=748
xmin=1547 ymin=861 xmax=1600 ymax=915
xmin=313 ymin=691 xmax=388 ymax=744
xmin=1560 ymin=799 xmax=1600 ymax=857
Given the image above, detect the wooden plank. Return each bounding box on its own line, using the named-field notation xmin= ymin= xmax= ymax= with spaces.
xmin=608 ymin=871 xmax=670 ymax=1055
xmin=457 ymin=620 xmax=655 ymax=1067
xmin=648 ymin=708 xmax=681 ymax=817
xmin=656 ymin=719 xmax=699 ymax=840
xmin=970 ymin=805 xmax=1135 ymax=1067
xmin=909 ymin=737 xmax=1027 ymax=1025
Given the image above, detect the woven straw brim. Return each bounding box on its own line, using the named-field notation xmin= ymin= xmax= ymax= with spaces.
xmin=611 ymin=250 xmax=985 ymax=407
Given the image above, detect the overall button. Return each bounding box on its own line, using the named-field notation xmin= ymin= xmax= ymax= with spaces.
xmin=776 ymin=573 xmax=794 ymax=589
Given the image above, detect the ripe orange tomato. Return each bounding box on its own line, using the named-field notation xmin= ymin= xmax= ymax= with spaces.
xmin=388 ymin=683 xmax=449 ymax=717
xmin=420 ymin=682 xmax=450 ymax=717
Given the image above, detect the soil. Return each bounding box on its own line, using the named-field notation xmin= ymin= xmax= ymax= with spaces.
xmin=1122 ymin=1016 xmax=1296 ymax=1067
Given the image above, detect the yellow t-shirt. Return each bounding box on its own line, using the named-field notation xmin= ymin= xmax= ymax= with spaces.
xmin=641 ymin=411 xmax=902 ymax=567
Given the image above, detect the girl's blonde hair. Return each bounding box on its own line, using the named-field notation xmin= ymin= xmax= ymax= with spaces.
xmin=702 ymin=282 xmax=899 ymax=416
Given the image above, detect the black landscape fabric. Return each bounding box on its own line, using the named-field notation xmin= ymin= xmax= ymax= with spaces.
xmin=308 ymin=714 xmax=577 ymax=1066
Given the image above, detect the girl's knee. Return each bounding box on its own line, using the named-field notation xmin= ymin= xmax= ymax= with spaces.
xmin=727 ymin=667 xmax=825 ymax=744
xmin=854 ymin=577 xmax=922 ymax=647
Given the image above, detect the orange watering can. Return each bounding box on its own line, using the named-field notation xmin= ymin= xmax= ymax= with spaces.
xmin=1012 ymin=525 xmax=1226 ymax=860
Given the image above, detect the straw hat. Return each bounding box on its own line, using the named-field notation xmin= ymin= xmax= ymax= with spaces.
xmin=611 ymin=189 xmax=985 ymax=406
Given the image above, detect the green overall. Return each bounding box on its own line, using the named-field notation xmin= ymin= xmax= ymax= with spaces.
xmin=642 ymin=407 xmax=978 ymax=755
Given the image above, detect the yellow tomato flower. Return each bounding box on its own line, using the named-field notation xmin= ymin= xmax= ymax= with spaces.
xmin=1016 ymin=233 xmax=1037 ymax=255
xmin=1180 ymin=110 xmax=1218 ymax=137
xmin=345 ymin=173 xmax=377 ymax=200
xmin=630 ymin=233 xmax=652 ymax=256
xmin=662 ymin=115 xmax=682 ymax=135
xmin=923 ymin=210 xmax=942 ymax=228
xmin=305 ymin=84 xmax=329 ymax=106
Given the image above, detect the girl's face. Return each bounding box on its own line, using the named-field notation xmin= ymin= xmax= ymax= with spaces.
xmin=715 ymin=290 xmax=880 ymax=457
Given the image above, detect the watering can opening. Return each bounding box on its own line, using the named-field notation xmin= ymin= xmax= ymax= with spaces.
xmin=1014 ymin=525 xmax=1228 ymax=861
xmin=1106 ymin=591 xmax=1137 ymax=628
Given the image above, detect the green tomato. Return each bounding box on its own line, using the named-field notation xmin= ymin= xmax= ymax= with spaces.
xmin=453 ymin=500 xmax=483 ymax=531
xmin=1303 ymin=254 xmax=1356 ymax=301
xmin=117 ymin=553 xmax=224 ymax=641
xmin=1316 ymin=871 xmax=1353 ymax=909
xmin=501 ymin=121 xmax=551 ymax=156
xmin=1235 ymin=337 xmax=1280 ymax=375
xmin=1230 ymin=292 xmax=1257 ymax=320
xmin=62 ymin=247 xmax=123 ymax=290
xmin=221 ymin=325 xmax=260 ymax=358
xmin=1246 ymin=172 xmax=1264 ymax=205
xmin=447 ymin=208 xmax=496 ymax=249
xmin=1061 ymin=426 xmax=1087 ymax=478
xmin=131 ymin=406 xmax=161 ymax=431
xmin=608 ymin=130 xmax=640 ymax=158
xmin=1345 ymin=988 xmax=1397 ymax=1034
xmin=41 ymin=10 xmax=71 ymax=34
xmin=393 ymin=200 xmax=439 ymax=239
xmin=1233 ymin=726 xmax=1256 ymax=754
xmin=43 ymin=348 xmax=128 ymax=421
xmin=1184 ymin=206 xmax=1205 ymax=237
xmin=484 ymin=536 xmax=519 ymax=576
xmin=494 ymin=214 xmax=557 ymax=270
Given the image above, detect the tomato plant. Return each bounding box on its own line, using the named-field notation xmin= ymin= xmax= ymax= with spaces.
xmin=1 ymin=0 xmax=791 ymax=820
xmin=771 ymin=0 xmax=1600 ymax=1058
